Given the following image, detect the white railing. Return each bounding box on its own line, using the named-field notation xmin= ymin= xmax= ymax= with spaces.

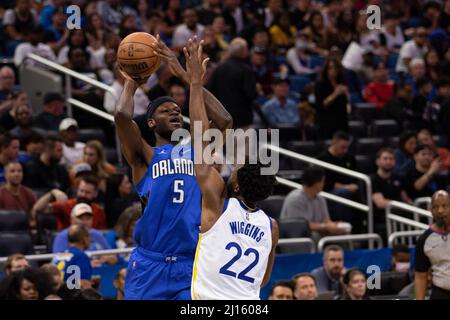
xmin=277 ymin=237 xmax=316 ymax=254
xmin=26 ymin=53 xmax=124 ymax=164
xmin=385 ymin=201 xmax=431 ymax=246
xmin=388 ymin=230 xmax=424 ymax=248
xmin=317 ymin=234 xmax=383 ymax=252
xmin=414 ymin=197 xmax=431 ymax=210
xmin=265 ymin=144 xmax=374 ymax=245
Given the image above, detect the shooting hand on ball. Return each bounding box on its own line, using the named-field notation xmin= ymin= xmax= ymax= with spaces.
xmin=183 ymin=37 xmax=209 ymax=85
xmin=118 ymin=67 xmax=148 ymax=89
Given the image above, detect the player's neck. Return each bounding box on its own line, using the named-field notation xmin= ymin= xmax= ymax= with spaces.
xmin=154 ymin=134 xmax=175 ymax=147
xmin=238 ymin=197 xmax=257 ymax=211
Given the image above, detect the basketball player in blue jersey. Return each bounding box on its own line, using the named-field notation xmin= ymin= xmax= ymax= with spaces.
xmin=115 ymin=37 xmax=232 ymax=300
xmin=184 ymin=38 xmax=279 ymax=299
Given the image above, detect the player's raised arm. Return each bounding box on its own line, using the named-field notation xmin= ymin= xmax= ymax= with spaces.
xmin=184 ymin=38 xmax=226 ymax=232
xmin=114 ymin=74 xmax=154 ymax=184
xmin=153 ymin=35 xmax=233 ymax=134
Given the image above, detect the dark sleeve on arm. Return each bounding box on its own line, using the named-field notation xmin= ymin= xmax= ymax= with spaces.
xmin=242 ymin=67 xmax=257 ymax=100
xmin=414 ymin=230 xmax=432 ymax=273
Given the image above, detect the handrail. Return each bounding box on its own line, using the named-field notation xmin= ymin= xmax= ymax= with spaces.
xmin=26 ymin=53 xmax=123 ymax=164
xmin=388 ymin=230 xmax=424 ymax=248
xmin=265 ymin=143 xmax=374 ymax=243
xmin=317 ymin=234 xmax=383 ymax=252
xmin=0 ymin=238 xmax=317 ymax=262
xmin=414 ymin=197 xmax=431 ymax=210
xmin=276 ymin=177 xmax=368 ymax=212
xmin=277 ymin=237 xmax=316 ymax=254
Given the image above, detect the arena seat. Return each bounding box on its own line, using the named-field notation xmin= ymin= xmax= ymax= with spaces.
xmin=356 ymin=138 xmax=384 ymax=157
xmin=278 ymin=219 xmax=312 ymax=254
xmin=355 ymin=155 xmax=375 ymax=174
xmin=0 ymin=210 xmax=29 ymax=232
xmin=106 ymin=147 xmax=120 ymax=164
xmin=257 ymin=195 xmax=286 ymax=221
xmin=433 ymin=135 xmax=449 ymax=148
xmin=349 ymin=120 xmax=368 ymax=138
xmin=288 ymin=141 xmax=320 ymax=157
xmin=78 ymin=128 xmax=106 ymax=145
xmin=369 ymin=271 xmax=412 ymax=296
xmin=387 ymin=136 xmax=400 ymax=148
xmin=371 ymin=119 xmax=400 ymax=138
xmin=0 ymin=232 xmax=34 ymax=256
xmin=288 ymin=75 xmax=311 ymax=92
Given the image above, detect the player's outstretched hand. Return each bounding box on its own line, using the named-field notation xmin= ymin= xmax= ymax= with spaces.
xmin=152 ymin=34 xmax=189 ymax=84
xmin=183 ymin=37 xmax=209 ymax=85
xmin=118 ymin=66 xmax=148 ymax=88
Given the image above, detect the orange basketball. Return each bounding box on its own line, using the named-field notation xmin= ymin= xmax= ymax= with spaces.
xmin=117 ymin=32 xmax=161 ymax=82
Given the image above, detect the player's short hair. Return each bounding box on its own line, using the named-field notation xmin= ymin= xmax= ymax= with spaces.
xmin=301 ymin=166 xmax=325 ymax=187
xmin=237 ymin=163 xmax=276 ymax=203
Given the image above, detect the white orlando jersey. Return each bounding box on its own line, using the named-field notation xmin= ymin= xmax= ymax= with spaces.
xmin=191 ymin=197 xmax=273 ymax=300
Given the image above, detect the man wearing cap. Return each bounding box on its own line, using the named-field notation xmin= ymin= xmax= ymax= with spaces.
xmin=52 ymin=203 xmax=116 ymax=267
xmin=34 ymin=92 xmax=66 ymax=131
xmin=261 ymin=77 xmax=300 ymax=127
xmin=59 ymin=118 xmax=85 ymax=169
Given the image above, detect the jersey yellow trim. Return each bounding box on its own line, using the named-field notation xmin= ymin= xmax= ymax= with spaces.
xmin=191 ymin=233 xmax=203 ymax=300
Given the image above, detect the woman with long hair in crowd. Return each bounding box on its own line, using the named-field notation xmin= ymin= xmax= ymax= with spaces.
xmin=394 ymin=131 xmax=417 ymax=176
xmin=0 ymin=268 xmax=54 ymax=300
xmin=338 ymin=268 xmax=371 ymax=300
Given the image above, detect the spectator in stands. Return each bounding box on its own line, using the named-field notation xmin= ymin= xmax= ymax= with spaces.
xmin=168 ymin=82 xmax=187 ymax=110
xmin=42 ymin=7 xmax=68 ymax=54
xmin=415 ymin=190 xmax=450 ymax=300
xmin=269 ymin=11 xmax=297 ymax=55
xmin=33 ymin=92 xmax=66 ymax=131
xmin=59 ymin=118 xmax=85 ymax=170
xmin=318 ymin=131 xmax=361 ymax=229
xmin=280 ymin=166 xmax=350 ymax=236
xmin=385 ymin=82 xmax=415 ymax=127
xmin=85 ymin=12 xmax=112 ymax=54
xmin=0 ymin=133 xmax=20 ymax=184
xmin=96 ymin=0 xmax=137 ymax=34
xmin=18 ymin=133 xmax=44 ymax=165
xmin=393 ymin=131 xmax=417 ymax=177
xmin=23 ymin=136 xmax=69 ymax=192
xmin=147 ymin=64 xmax=174 ymax=101
xmin=417 ymin=129 xmax=450 ymax=172
xmin=292 ymin=273 xmax=318 ymax=300
xmin=250 ymin=46 xmax=273 ymax=97
xmin=10 ymin=104 xmax=44 ymax=142
xmin=105 ymin=205 xmax=140 ymax=251
xmin=0 ymin=67 xmax=19 ymax=116
xmin=337 ymin=268 xmax=370 ymax=300
xmin=298 ymin=84 xmax=319 ymax=141
xmin=39 ymin=0 xmax=66 ymax=29
xmin=380 ymin=13 xmax=404 ymax=52
xmin=104 ymin=174 xmax=139 ymax=228
xmin=208 ymin=37 xmax=257 ymax=129
xmin=40 ymin=263 xmax=80 ymax=300
xmin=3 ymin=0 xmax=37 ymax=45
xmin=3 ymin=254 xmax=29 ymax=277
xmin=172 ymin=8 xmax=204 ymax=50
xmin=118 ymin=14 xmax=139 ymax=39
xmin=52 ymin=203 xmax=114 ymax=263
xmin=32 ymin=175 xmax=106 ymax=230
xmin=396 ymin=27 xmax=428 ymax=74
xmin=311 ymin=245 xmax=345 ymax=296
xmin=0 ymin=90 xmax=29 ymax=132
xmin=0 ymin=268 xmax=53 ymax=300
xmin=51 ymin=224 xmax=93 ymax=289
xmin=268 ymin=280 xmax=295 ymax=300
xmin=425 ymin=49 xmax=442 ymax=84
xmin=302 ymin=10 xmax=331 ymax=56
xmin=57 ymin=29 xmax=94 ymax=67
xmin=426 ymin=77 xmax=450 ymax=131
xmin=286 ymin=31 xmax=317 ymax=75
xmin=114 ymin=268 xmax=127 ymax=300
xmin=406 ymin=59 xmax=430 ymax=96
xmin=261 ymin=78 xmax=300 ymax=127
xmin=391 ymin=244 xmax=411 ymax=273
xmin=0 ymin=161 xmax=36 ymax=219
xmin=211 ymin=15 xmax=231 ymax=51
xmin=372 ymin=147 xmax=412 ymax=237
xmin=363 ymin=62 xmax=394 ymax=108
xmin=202 ymin=26 xmax=223 ymax=64
xmin=70 ymin=140 xmax=116 ymax=193
xmin=13 ymin=25 xmax=56 ymax=67
xmin=104 ymin=65 xmax=149 ymax=116
xmin=289 ymin=0 xmax=310 ymax=30
xmin=404 ymin=144 xmax=446 ymax=200
xmin=314 ymin=59 xmax=350 ymax=139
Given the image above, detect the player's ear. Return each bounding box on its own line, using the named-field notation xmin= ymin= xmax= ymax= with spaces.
xmin=234 ymin=184 xmax=240 ymax=195
xmin=148 ymin=118 xmax=156 ymax=129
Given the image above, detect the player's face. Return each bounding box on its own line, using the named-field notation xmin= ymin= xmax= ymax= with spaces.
xmin=149 ymin=102 xmax=183 ymax=137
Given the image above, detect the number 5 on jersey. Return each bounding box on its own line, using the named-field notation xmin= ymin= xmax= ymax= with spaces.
xmin=173 ymin=179 xmax=184 ymax=203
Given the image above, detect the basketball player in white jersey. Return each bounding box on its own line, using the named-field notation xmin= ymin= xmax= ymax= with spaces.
xmin=184 ymin=38 xmax=279 ymax=300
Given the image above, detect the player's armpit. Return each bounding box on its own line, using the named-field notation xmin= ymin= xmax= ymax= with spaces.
xmin=261 ymin=219 xmax=279 ymax=288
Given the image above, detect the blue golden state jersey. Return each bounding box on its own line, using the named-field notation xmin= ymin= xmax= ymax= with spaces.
xmin=133 ymin=142 xmax=201 ymax=256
